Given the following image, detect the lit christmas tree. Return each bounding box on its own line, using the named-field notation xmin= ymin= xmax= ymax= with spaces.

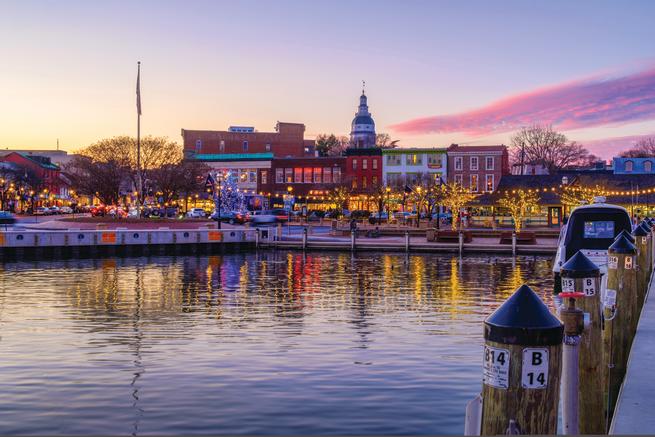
xmin=211 ymin=171 xmax=245 ymax=212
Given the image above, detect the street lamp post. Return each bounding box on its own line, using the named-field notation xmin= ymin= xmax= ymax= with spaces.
xmin=286 ymin=186 xmax=293 ymax=235
xmin=385 ymin=186 xmax=391 ymax=225
xmin=215 ymin=173 xmax=223 ymax=230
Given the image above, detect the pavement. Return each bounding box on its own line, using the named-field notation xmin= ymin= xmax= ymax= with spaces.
xmin=610 ymin=273 xmax=655 ymax=434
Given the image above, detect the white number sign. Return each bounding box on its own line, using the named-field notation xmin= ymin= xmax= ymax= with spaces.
xmin=483 ymin=345 xmax=510 ymax=389
xmin=521 ymin=348 xmax=549 ymax=389
xmin=583 ymin=277 xmax=596 ymax=296
xmin=608 ymin=256 xmax=618 ymax=269
xmin=625 ymin=256 xmax=633 ymax=270
xmin=561 ymin=277 xmax=575 ymax=293
xmin=643 ymin=237 xmax=648 ymax=245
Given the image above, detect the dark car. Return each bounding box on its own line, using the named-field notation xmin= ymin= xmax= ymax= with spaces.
xmin=270 ymin=208 xmax=290 ymax=222
xmin=351 ymin=210 xmax=371 ymax=220
xmin=0 ymin=211 xmax=16 ymax=225
xmin=210 ymin=211 xmax=247 ymax=224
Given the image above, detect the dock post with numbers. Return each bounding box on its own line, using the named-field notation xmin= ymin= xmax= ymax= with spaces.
xmin=603 ymin=233 xmax=638 ymax=430
xmin=560 ymin=251 xmax=603 ymax=434
xmin=633 ymin=222 xmax=651 ymax=310
xmin=481 ymin=284 xmax=563 ymax=435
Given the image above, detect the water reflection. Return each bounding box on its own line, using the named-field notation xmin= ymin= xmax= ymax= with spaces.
xmin=0 ymin=252 xmax=554 ymax=435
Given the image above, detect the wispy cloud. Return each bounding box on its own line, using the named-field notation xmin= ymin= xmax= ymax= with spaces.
xmin=584 ymin=132 xmax=655 ymax=159
xmin=390 ymin=66 xmax=655 ymax=136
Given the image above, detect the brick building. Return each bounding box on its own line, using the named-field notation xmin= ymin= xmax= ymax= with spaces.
xmin=344 ymin=147 xmax=383 ymax=192
xmin=0 ymin=152 xmax=69 ymax=196
xmin=446 ymin=144 xmax=509 ymax=192
xmin=181 ymin=122 xmax=315 ymax=158
xmin=259 ymin=157 xmax=346 ymax=210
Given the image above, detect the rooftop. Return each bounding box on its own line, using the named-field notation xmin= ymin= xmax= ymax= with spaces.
xmin=191 ymin=153 xmax=274 ymax=162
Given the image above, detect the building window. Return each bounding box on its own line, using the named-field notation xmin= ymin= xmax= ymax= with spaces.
xmin=406 ymin=173 xmax=419 ymax=185
xmin=486 ymin=156 xmax=494 ymax=170
xmin=431 ymin=172 xmax=442 ymax=184
xmin=486 ymin=174 xmax=494 ymax=192
xmin=304 ymin=147 xmax=310 ymax=154
xmin=470 ymin=174 xmax=479 ymax=192
xmin=645 ymin=161 xmax=653 ymax=172
xmin=428 ymin=155 xmax=442 ymax=168
xmin=323 ymin=168 xmax=332 ymax=184
xmin=352 ymin=159 xmax=358 ymax=170
xmin=285 ymin=168 xmax=293 ymax=183
xmin=333 ymin=168 xmax=341 ymax=183
xmin=386 ymin=155 xmax=401 ymax=166
xmin=314 ymin=168 xmax=322 ymax=183
xmin=261 ymin=170 xmax=268 ymax=185
xmin=304 ymin=167 xmax=312 ymax=183
xmin=407 ymin=154 xmax=422 ymax=165
xmin=362 ymin=177 xmax=367 ymax=189
xmin=265 ymin=143 xmax=271 ymax=152
xmin=249 ymin=171 xmax=257 ymax=183
xmin=455 ymin=157 xmax=463 ymax=171
xmin=363 ymin=159 xmax=368 ymax=170
xmin=243 ymin=140 xmax=249 ymax=152
xmin=372 ymin=158 xmax=378 ymax=170
xmin=276 ymin=169 xmax=283 ymax=184
xmin=454 ymin=174 xmax=463 ymax=185
xmin=372 ymin=176 xmax=378 ymax=185
xmin=219 ymin=140 xmax=225 ymax=152
xmin=470 ymin=156 xmax=479 ymax=171
xmin=625 ymin=160 xmax=634 ymax=172
xmin=352 ymin=179 xmax=358 ymax=189
xmin=195 ymin=139 xmax=202 ymax=153
xmin=294 ymin=168 xmax=302 ymax=183
xmin=387 ymin=173 xmax=401 ymax=186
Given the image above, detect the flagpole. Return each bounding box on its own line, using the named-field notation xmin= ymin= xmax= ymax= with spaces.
xmin=136 ymin=61 xmax=142 ymax=216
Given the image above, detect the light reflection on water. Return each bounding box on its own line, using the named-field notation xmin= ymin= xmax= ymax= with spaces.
xmin=0 ymin=252 xmax=554 ymax=435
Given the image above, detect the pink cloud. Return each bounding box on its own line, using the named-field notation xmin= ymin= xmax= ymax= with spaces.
xmin=390 ymin=66 xmax=655 ymax=136
xmin=584 ymin=133 xmax=655 ymax=159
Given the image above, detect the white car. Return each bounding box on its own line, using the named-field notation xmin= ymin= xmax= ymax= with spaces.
xmin=60 ymin=206 xmax=73 ymax=214
xmin=250 ymin=210 xmax=277 ymax=224
xmin=48 ymin=206 xmax=61 ymax=215
xmin=186 ymin=208 xmax=206 ymax=218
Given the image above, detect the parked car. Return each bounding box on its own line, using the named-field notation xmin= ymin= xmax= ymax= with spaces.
xmin=270 ymin=208 xmax=290 ymax=222
xmin=0 ymin=211 xmax=16 ymax=225
xmin=350 ymin=210 xmax=371 ymax=220
xmin=90 ymin=205 xmax=106 ymax=217
xmin=48 ymin=206 xmax=61 ymax=215
xmin=368 ymin=211 xmax=389 ymax=224
xmin=210 ymin=210 xmax=247 ymax=224
xmin=34 ymin=206 xmax=48 ymax=215
xmin=60 ymin=206 xmax=73 ymax=214
xmin=307 ymin=211 xmax=323 ymax=222
xmin=186 ymin=208 xmax=206 ymax=218
xmin=108 ymin=206 xmax=128 ymax=218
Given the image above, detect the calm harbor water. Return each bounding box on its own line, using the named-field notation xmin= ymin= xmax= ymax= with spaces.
xmin=0 ymin=252 xmax=555 ymax=435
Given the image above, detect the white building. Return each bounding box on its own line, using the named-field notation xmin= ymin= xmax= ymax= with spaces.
xmin=382 ymin=148 xmax=448 ymax=187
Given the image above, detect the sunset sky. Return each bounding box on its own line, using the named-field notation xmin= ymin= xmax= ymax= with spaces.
xmin=1 ymin=0 xmax=654 ymax=158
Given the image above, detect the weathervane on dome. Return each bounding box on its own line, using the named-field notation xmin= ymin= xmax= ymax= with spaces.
xmin=362 ymin=80 xmax=366 ymax=95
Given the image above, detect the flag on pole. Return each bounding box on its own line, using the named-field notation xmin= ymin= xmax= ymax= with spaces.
xmin=136 ymin=61 xmax=142 ymax=116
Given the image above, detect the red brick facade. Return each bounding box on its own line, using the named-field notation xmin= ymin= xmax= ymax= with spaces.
xmin=181 ymin=122 xmax=313 ymax=158
xmin=344 ymin=147 xmax=383 ymax=193
xmin=0 ymin=152 xmax=65 ymax=193
xmin=259 ymin=157 xmax=346 ymax=200
xmin=446 ymin=144 xmax=509 ymax=192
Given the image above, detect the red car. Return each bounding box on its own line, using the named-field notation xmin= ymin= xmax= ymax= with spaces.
xmin=90 ymin=205 xmax=106 ymax=217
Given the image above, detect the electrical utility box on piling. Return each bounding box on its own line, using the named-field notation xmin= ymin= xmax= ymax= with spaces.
xmin=560 ymin=251 xmax=603 ymax=434
xmin=480 ymin=284 xmax=563 ymax=435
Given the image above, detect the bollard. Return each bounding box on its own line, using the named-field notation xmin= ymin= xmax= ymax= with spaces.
xmin=351 ymin=230 xmax=356 ymax=252
xmin=405 ymin=230 xmax=410 ymax=253
xmin=560 ymin=251 xmax=603 ymax=434
xmin=603 ymin=234 xmax=638 ymax=429
xmin=633 ymin=223 xmax=650 ymax=309
xmin=512 ymin=231 xmax=517 ymax=256
xmin=481 ymin=284 xmax=563 ymax=435
xmin=302 ymin=227 xmax=308 ymax=250
xmin=459 ymin=231 xmax=464 ymax=255
xmin=255 ymin=228 xmax=260 ymax=249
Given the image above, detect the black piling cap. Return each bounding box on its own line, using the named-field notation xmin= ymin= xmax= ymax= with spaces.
xmin=609 ymin=234 xmax=637 ymax=254
xmin=640 ymin=220 xmax=652 ymax=231
xmin=561 ymin=251 xmax=600 ymax=278
xmin=484 ymin=284 xmax=563 ymax=346
xmin=618 ymin=229 xmax=636 ymax=243
xmin=633 ymin=223 xmax=649 ymax=237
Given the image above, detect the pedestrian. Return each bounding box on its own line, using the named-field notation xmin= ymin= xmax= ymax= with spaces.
xmin=350 ymin=218 xmax=357 ymax=235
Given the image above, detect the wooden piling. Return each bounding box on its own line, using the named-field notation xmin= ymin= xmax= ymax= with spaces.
xmin=603 ymin=234 xmax=638 ymax=430
xmin=633 ymin=223 xmax=650 ymax=309
xmin=560 ymin=251 xmax=603 ymax=434
xmin=481 ymin=285 xmax=563 ymax=435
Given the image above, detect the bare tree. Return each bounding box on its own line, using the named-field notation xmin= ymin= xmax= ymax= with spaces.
xmin=510 ymin=125 xmax=593 ymax=173
xmin=375 ymin=133 xmax=399 ymax=149
xmin=64 ymin=155 xmax=124 ymax=205
xmin=620 ymin=137 xmax=655 ymax=158
xmin=149 ymin=161 xmax=210 ymax=205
